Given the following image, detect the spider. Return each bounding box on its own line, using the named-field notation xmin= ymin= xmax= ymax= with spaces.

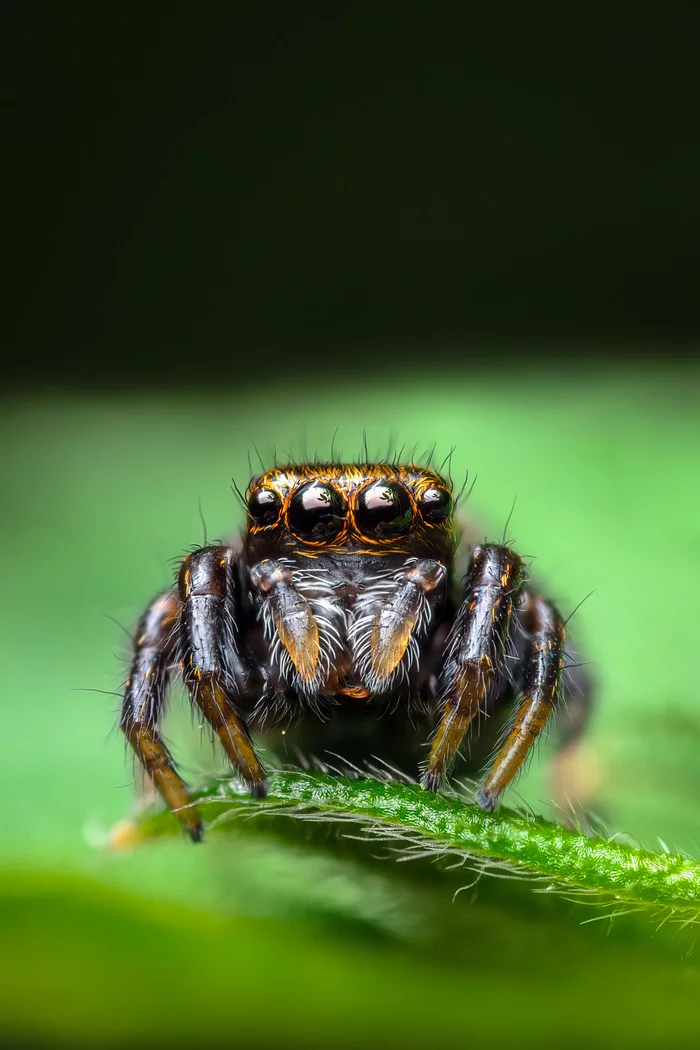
xmin=119 ymin=462 xmax=591 ymax=840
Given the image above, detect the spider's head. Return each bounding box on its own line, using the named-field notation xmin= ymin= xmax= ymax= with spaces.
xmin=243 ymin=463 xmax=455 ymax=562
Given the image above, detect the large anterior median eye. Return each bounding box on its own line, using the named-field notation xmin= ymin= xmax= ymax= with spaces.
xmin=418 ymin=486 xmax=453 ymax=523
xmin=248 ymin=488 xmax=282 ymax=527
xmin=356 ymin=480 xmax=413 ymax=539
xmin=287 ymin=481 xmax=346 ymax=541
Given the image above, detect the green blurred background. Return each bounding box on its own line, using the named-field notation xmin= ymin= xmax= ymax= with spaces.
xmin=3 ymin=7 xmax=700 ymax=1048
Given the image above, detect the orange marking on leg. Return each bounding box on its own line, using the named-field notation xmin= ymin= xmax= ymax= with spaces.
xmin=425 ymin=658 xmax=496 ymax=782
xmin=195 ymin=676 xmax=266 ymax=789
xmin=480 ymin=696 xmax=555 ymax=803
xmin=126 ymin=726 xmax=201 ymax=839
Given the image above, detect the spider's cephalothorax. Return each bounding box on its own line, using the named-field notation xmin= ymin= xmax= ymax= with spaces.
xmin=119 ymin=463 xmax=590 ymax=840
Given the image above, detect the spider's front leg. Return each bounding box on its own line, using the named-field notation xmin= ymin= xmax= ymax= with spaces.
xmin=120 ymin=591 xmax=203 ymax=841
xmin=179 ymin=546 xmax=267 ymax=797
xmin=421 ymin=544 xmax=524 ymax=795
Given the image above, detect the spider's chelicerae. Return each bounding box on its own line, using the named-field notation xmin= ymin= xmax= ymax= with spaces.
xmin=119 ymin=462 xmax=591 ymax=840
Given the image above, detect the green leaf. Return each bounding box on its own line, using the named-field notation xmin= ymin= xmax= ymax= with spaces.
xmin=128 ymin=771 xmax=700 ymax=919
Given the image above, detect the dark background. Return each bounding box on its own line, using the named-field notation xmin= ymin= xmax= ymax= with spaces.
xmin=5 ymin=6 xmax=700 ymax=389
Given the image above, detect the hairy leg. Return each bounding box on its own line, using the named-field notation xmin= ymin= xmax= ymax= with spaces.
xmin=476 ymin=590 xmax=566 ymax=811
xmin=421 ymin=544 xmax=524 ymax=791
xmin=119 ymin=591 xmax=203 ymax=841
xmin=179 ymin=546 xmax=266 ymax=795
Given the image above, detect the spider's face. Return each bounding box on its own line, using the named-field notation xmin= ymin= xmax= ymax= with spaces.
xmin=244 ymin=463 xmax=455 ymax=562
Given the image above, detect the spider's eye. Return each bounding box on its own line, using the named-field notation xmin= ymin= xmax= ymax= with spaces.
xmin=355 ymin=480 xmax=413 ymax=539
xmin=248 ymin=488 xmax=282 ymax=527
xmin=418 ymin=486 xmax=453 ymax=524
xmin=287 ymin=481 xmax=345 ymax=541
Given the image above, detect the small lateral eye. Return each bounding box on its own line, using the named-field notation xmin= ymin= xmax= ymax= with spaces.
xmin=248 ymin=488 xmax=282 ymax=527
xmin=356 ymin=480 xmax=413 ymax=539
xmin=418 ymin=486 xmax=453 ymax=524
xmin=287 ymin=481 xmax=345 ymax=541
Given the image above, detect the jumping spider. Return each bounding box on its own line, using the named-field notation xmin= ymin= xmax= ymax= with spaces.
xmin=119 ymin=463 xmax=590 ymax=840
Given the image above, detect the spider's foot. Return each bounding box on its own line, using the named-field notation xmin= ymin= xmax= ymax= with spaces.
xmin=187 ymin=819 xmax=205 ymax=843
xmin=249 ymin=779 xmax=269 ymax=799
xmin=420 ymin=769 xmax=443 ymax=793
xmin=475 ymin=787 xmax=497 ymax=812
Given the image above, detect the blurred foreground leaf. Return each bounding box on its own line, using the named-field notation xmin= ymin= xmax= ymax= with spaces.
xmin=4 ymin=773 xmax=700 ymax=1048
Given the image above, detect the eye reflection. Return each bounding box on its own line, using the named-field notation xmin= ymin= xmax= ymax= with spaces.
xmin=287 ymin=481 xmax=346 ymax=540
xmin=418 ymin=486 xmax=452 ymax=523
xmin=248 ymin=488 xmax=282 ymax=527
xmin=355 ymin=480 xmax=413 ymax=539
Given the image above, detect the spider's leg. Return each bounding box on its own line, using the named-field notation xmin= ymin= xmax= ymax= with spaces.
xmin=421 ymin=544 xmax=524 ymax=791
xmin=476 ymin=590 xmax=566 ymax=811
xmin=179 ymin=546 xmax=266 ymax=796
xmin=119 ymin=591 xmax=203 ymax=841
